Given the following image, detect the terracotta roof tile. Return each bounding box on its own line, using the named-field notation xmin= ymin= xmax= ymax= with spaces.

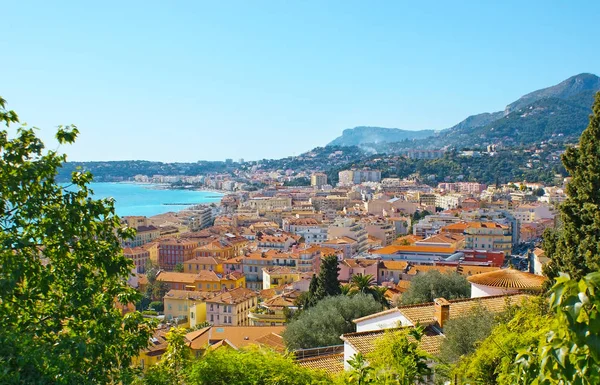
xmin=467 ymin=268 xmax=546 ymax=290
xmin=297 ymin=354 xmax=344 ymax=375
xmin=342 ymin=327 xmax=444 ymax=356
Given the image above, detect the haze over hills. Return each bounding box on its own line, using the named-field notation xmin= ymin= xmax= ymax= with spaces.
xmin=327 ymin=126 xmax=434 ymax=147
xmin=326 ymin=73 xmax=600 ymax=151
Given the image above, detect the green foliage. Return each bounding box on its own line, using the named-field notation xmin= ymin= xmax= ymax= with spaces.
xmin=438 ymin=304 xmax=496 ymax=364
xmin=543 ymin=92 xmax=600 ymax=282
xmin=400 ymin=271 xmax=470 ymax=305
xmin=186 ymin=346 xmax=330 ymax=385
xmin=452 ymin=298 xmax=550 ymax=385
xmin=366 ymin=327 xmax=431 ymax=385
xmin=349 ymin=275 xmax=390 ymax=308
xmin=315 ymin=254 xmax=342 ymax=299
xmin=149 ymin=301 xmax=164 ymax=312
xmin=283 ymin=294 xmax=383 ymax=350
xmin=515 ymin=272 xmax=600 ymax=384
xmin=174 ymin=263 xmax=184 ymax=273
xmin=145 ymin=263 xmax=169 ymax=301
xmin=283 ymin=177 xmax=311 ymax=186
xmin=0 ymin=97 xmax=152 ymax=384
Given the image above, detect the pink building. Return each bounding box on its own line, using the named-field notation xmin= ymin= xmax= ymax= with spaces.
xmin=338 ymin=258 xmax=379 ymax=283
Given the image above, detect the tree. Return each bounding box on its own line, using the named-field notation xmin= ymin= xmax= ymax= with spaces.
xmin=0 ymin=97 xmax=152 ymax=384
xmin=140 ymin=327 xmax=190 ymax=385
xmin=400 ymin=270 xmax=470 ymax=305
xmin=186 ymin=346 xmax=330 ymax=385
xmin=349 ymin=275 xmax=390 ymax=308
xmin=174 ymin=263 xmax=184 ymax=272
xmin=313 ymin=254 xmax=341 ymax=300
xmin=452 ymin=298 xmax=550 ymax=385
xmin=543 ymin=92 xmax=600 ymax=282
xmin=145 ymin=263 xmax=169 ymax=301
xmin=438 ymin=304 xmax=496 ymax=364
xmin=350 ymin=274 xmax=376 ymax=294
xmin=534 ymin=187 xmax=545 ymax=197
xmin=515 ymin=272 xmax=600 ymax=384
xmin=366 ymin=327 xmax=431 ymax=385
xmin=283 ymin=294 xmax=383 ymax=350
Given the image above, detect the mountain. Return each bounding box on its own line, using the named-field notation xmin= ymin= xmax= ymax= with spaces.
xmin=327 ymin=126 xmax=435 ymax=147
xmin=326 ymin=73 xmax=600 ymax=151
xmin=505 ymin=73 xmax=600 ymax=115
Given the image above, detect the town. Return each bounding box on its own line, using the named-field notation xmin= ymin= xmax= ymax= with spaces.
xmin=121 ymin=167 xmax=559 ymax=377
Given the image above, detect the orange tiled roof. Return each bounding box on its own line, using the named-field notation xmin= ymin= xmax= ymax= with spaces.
xmin=297 ymin=354 xmax=344 ymax=375
xmin=206 ymin=287 xmax=257 ymax=305
xmin=441 ymin=222 xmax=469 ymax=231
xmin=467 ymin=268 xmax=546 ymax=290
xmin=342 ymin=327 xmax=444 ymax=356
xmin=379 ymin=261 xmax=409 ymax=271
xmin=375 ymin=245 xmax=457 ymax=255
xmin=466 ymin=221 xmax=509 ymax=229
xmin=186 ymin=326 xmax=285 ymax=351
xmin=397 ymin=293 xmax=531 ymax=325
xmin=156 ymin=271 xmax=198 ymax=284
xmin=255 ymin=333 xmax=286 ymax=353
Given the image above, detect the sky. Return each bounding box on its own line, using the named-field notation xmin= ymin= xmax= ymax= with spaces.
xmin=1 ymin=1 xmax=599 ymax=162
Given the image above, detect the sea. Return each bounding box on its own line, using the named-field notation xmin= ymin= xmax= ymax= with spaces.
xmin=83 ymin=183 xmax=223 ymax=217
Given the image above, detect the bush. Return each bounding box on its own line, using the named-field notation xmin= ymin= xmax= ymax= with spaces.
xmin=149 ymin=301 xmax=164 ymax=312
xmin=142 ymin=310 xmax=158 ymax=316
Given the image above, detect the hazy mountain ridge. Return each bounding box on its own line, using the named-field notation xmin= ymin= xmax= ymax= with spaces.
xmin=327 ymin=126 xmax=435 ymax=147
xmin=326 ymin=73 xmax=600 ymax=151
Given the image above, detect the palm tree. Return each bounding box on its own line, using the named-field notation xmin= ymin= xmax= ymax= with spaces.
xmin=340 ymin=283 xmax=353 ymax=296
xmin=350 ymin=274 xmax=375 ymax=294
xmin=370 ymin=286 xmax=391 ymax=308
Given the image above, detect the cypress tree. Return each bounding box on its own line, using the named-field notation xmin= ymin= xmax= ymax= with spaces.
xmin=543 ymin=92 xmax=600 ymax=281
xmin=315 ymin=254 xmax=341 ymax=298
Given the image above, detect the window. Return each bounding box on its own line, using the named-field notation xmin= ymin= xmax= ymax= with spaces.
xmin=198 ymin=283 xmax=202 ymax=289
xmin=210 ymin=304 xmax=213 ymax=311
xmin=210 ymin=314 xmax=214 ymax=322
xmin=191 ymin=312 xmax=195 ymax=319
xmin=168 ymin=304 xmax=172 ymax=310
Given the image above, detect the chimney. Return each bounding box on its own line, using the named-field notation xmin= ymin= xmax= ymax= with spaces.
xmin=434 ymin=298 xmax=451 ymax=330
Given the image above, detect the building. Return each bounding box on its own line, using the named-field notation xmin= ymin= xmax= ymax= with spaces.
xmin=464 ymin=222 xmax=512 ymax=256
xmin=124 ymin=225 xmax=161 ymax=247
xmin=155 ymin=270 xmax=245 ymax=292
xmin=328 ymin=217 xmax=368 ymax=255
xmin=163 ymin=289 xmax=215 ymax=324
xmin=245 ymin=196 xmax=293 ymax=212
xmin=262 ymin=266 xmax=305 ymax=290
xmin=338 ymin=170 xmax=381 ymax=186
xmin=248 ymin=290 xmax=300 ymax=326
xmin=158 ymin=238 xmax=198 ymax=271
xmin=338 ymin=258 xmax=379 ymax=283
xmin=282 ymin=217 xmax=328 ymax=244
xmin=123 ymin=247 xmax=150 ymax=273
xmin=205 ymin=287 xmax=258 ymax=326
xmin=184 ymin=256 xmax=223 ymax=274
xmin=468 ymin=268 xmax=546 ymax=298
xmin=310 ymin=173 xmax=328 ymax=188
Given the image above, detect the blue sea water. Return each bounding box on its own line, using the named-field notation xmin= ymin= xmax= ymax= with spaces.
xmin=84 ymin=183 xmax=223 ymax=217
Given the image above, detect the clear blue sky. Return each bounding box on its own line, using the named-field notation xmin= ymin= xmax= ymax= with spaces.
xmin=1 ymin=1 xmax=598 ymax=162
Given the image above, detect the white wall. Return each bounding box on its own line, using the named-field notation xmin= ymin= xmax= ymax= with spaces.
xmin=470 ymin=283 xmax=519 ymax=298
xmin=343 ymin=341 xmax=357 ymax=370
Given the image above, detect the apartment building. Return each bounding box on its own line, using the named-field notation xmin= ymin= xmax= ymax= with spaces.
xmin=310 ymin=172 xmax=328 ymax=188
xmin=205 ymin=287 xmax=258 ymax=326
xmin=338 ymin=170 xmax=381 ymax=186
xmin=282 ymin=217 xmax=328 ymax=244
xmin=123 ymin=246 xmax=150 ymax=273
xmin=158 ymin=238 xmax=198 ymax=271
xmin=328 ymin=217 xmax=368 ymax=255
xmin=464 ymin=222 xmax=512 ymax=256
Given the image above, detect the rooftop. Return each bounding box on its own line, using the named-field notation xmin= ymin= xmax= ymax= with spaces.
xmin=467 ymin=268 xmax=546 ymax=290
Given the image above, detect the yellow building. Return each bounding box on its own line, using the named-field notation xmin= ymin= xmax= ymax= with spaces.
xmin=184 ymin=256 xmax=224 ymax=273
xmin=142 ymin=241 xmax=160 ymax=264
xmin=163 ymin=289 xmax=215 ymax=325
xmin=464 ymin=222 xmax=512 ymax=255
xmin=261 ymin=266 xmax=304 ymax=290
